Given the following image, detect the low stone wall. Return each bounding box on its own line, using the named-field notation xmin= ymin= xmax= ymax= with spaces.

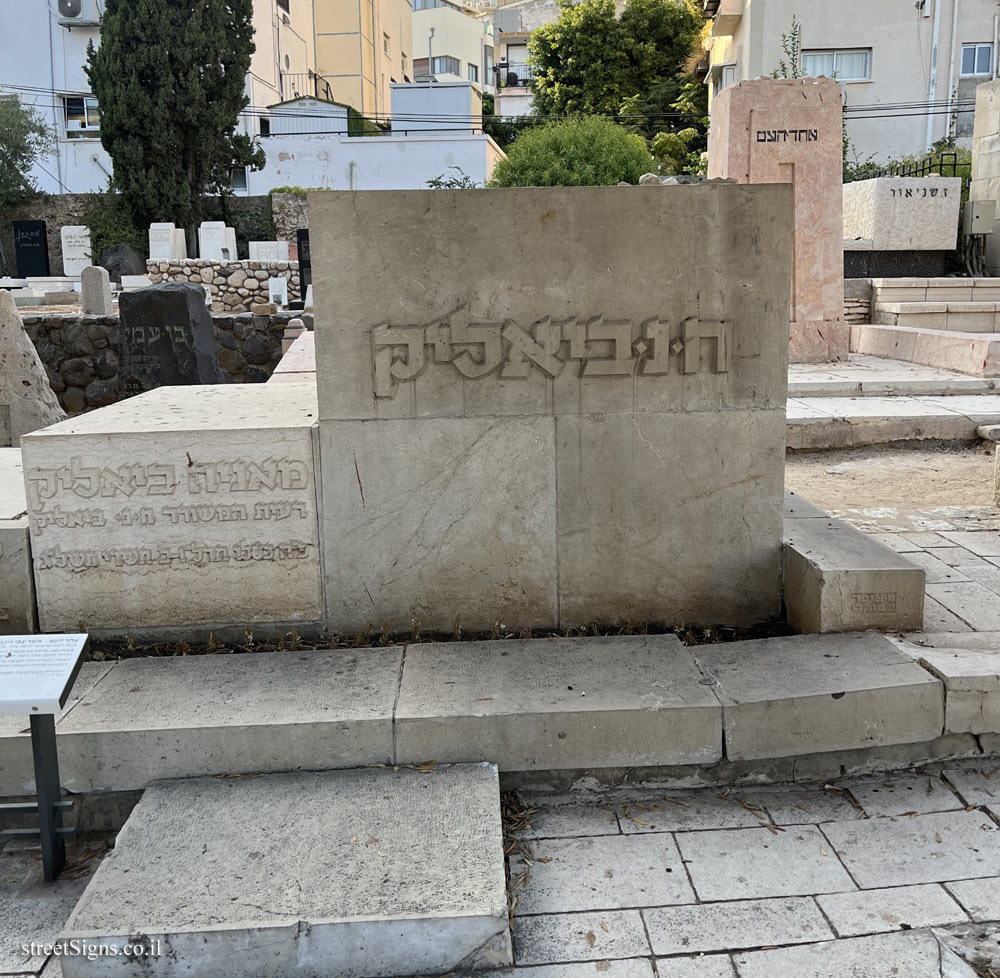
xmin=844 ymin=298 xmax=871 ymax=324
xmin=22 ymin=311 xmax=308 ymax=414
xmin=271 ymin=192 xmax=309 ymax=241
xmin=146 ymin=260 xmax=302 ymax=312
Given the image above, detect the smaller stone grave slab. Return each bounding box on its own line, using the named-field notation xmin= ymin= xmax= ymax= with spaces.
xmin=249 ymin=240 xmax=290 ymax=261
xmin=118 ymin=282 xmax=226 ymax=397
xmin=267 ymin=277 xmax=288 ymax=306
xmin=198 ymin=222 xmax=237 ymax=260
xmin=148 ymin=223 xmax=187 ymax=261
xmin=81 ymin=266 xmax=112 ymax=316
xmin=60 ymin=226 xmax=92 ymax=277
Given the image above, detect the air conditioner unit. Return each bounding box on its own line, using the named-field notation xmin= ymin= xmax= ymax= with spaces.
xmin=56 ymin=0 xmax=100 ymax=26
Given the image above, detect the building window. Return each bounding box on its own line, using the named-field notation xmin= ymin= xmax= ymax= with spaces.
xmin=432 ymin=55 xmax=461 ymax=76
xmin=231 ymin=166 xmax=248 ymax=192
xmin=484 ymin=45 xmax=494 ymax=84
xmin=468 ymin=63 xmax=479 ymax=83
xmin=63 ymin=95 xmax=100 ymax=137
xmin=801 ymin=48 xmax=871 ymax=81
xmin=277 ymin=0 xmax=289 ymax=10
xmin=961 ymin=43 xmax=993 ymax=76
xmin=414 ymin=0 xmax=461 ymax=10
xmin=383 ymin=32 xmax=390 ymax=54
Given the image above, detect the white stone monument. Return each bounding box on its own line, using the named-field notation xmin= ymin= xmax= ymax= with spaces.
xmin=149 ymin=223 xmax=188 ymax=261
xmin=268 ymin=277 xmax=289 ymax=307
xmin=198 ymin=222 xmax=238 ymax=261
xmin=842 ymin=176 xmax=962 ymax=251
xmin=81 ymin=265 xmax=113 ymax=316
xmin=249 ymin=241 xmax=290 ymax=262
xmin=60 ymin=226 xmax=92 ymax=277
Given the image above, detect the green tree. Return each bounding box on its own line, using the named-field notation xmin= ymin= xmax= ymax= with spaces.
xmin=488 ymin=116 xmax=655 ymax=187
xmin=86 ymin=0 xmax=265 ymax=245
xmin=528 ymin=0 xmax=702 ymax=117
xmin=0 ymin=97 xmax=55 ymax=273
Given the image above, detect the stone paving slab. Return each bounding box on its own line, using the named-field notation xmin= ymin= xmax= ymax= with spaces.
xmin=52 ymin=649 xmax=402 ymax=793
xmin=821 ymin=810 xmax=1000 ymax=888
xmin=922 ymin=597 xmax=976 ymax=632
xmin=656 ymin=958 xmax=736 ymax=978
xmin=395 ymin=636 xmax=722 ymax=770
xmin=940 ymin=531 xmax=1000 ymax=556
xmin=740 ymin=785 xmax=862 ymax=825
xmin=483 ymin=963 xmax=656 ymax=978
xmin=694 ymin=633 xmax=944 ymax=760
xmin=815 ymin=883 xmax=969 ymax=937
xmin=942 ymin=765 xmax=1000 ymax=805
xmin=846 ymin=775 xmax=964 ymax=816
xmin=675 ymin=824 xmax=857 ymax=901
xmin=512 ymin=911 xmax=650 ymax=966
xmin=944 ymin=877 xmax=1000 ymax=921
xmin=925 ymin=582 xmax=1000 ymax=631
xmin=616 ymin=792 xmax=768 ymax=834
xmin=732 ymin=930 xmax=966 ymax=978
xmin=643 ymin=897 xmax=832 ymax=955
xmin=61 ymin=764 xmax=511 ymax=978
xmin=510 ymin=834 xmax=692 ymax=914
xmin=903 ymin=549 xmax=971 ymax=584
xmin=510 ymin=794 xmax=621 ymax=840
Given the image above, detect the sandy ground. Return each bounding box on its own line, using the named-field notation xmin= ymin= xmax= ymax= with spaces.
xmin=785 ymin=444 xmax=996 ymax=514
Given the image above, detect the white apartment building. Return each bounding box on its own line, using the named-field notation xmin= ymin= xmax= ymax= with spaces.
xmin=412 ymin=0 xmax=494 ymax=94
xmin=705 ymin=0 xmax=1000 ymax=162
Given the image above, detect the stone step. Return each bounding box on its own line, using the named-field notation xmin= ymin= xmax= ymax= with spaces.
xmin=851 ymin=322 xmax=1000 ymax=376
xmin=60 ymin=764 xmax=511 ymax=978
xmin=0 ymin=632 xmax=946 ymax=796
xmin=788 ymin=354 xmax=997 ymax=397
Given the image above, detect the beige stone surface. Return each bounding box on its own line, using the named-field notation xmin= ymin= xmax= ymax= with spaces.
xmin=843 ymin=177 xmax=962 ymax=251
xmin=0 ymin=291 xmax=66 ymax=445
xmin=0 ymin=447 xmax=34 ymax=634
xmin=310 ymin=185 xmax=791 ymax=631
xmin=709 ymin=78 xmax=846 ymax=362
xmin=19 ymin=384 xmax=323 ymax=632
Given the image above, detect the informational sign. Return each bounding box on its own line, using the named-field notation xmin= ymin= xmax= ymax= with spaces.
xmin=0 ymin=633 xmax=88 ymax=715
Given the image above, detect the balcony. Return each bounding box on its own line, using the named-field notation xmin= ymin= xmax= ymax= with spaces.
xmin=494 ymin=62 xmax=536 ymax=90
xmin=709 ymin=0 xmax=743 ymax=36
xmin=279 ymin=71 xmax=334 ymax=103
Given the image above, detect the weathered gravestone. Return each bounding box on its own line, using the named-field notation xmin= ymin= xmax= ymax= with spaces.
xmin=249 ymin=241 xmax=290 ymax=262
xmin=149 ymin=223 xmax=187 ymax=261
xmin=0 ymin=291 xmax=66 ymax=443
xmin=60 ymin=226 xmax=92 ymax=276
xmin=198 ymin=222 xmax=238 ymax=261
xmin=81 ymin=265 xmax=112 ymax=316
xmin=709 ymin=78 xmax=846 ymax=362
xmin=12 ymin=221 xmax=50 ymax=278
xmin=311 ymin=185 xmax=792 ymax=634
xmin=118 ymin=283 xmax=226 ymax=398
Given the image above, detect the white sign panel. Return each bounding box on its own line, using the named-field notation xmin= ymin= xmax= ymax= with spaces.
xmin=268 ymin=277 xmax=288 ymax=307
xmin=0 ymin=634 xmax=88 ymax=715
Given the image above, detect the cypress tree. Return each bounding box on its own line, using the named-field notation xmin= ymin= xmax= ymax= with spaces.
xmin=86 ymin=0 xmax=265 ymax=242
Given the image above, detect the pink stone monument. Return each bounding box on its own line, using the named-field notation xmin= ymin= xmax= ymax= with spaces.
xmin=709 ymin=78 xmax=847 ymax=362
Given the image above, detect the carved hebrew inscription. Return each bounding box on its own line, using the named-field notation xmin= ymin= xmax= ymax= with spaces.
xmin=756 ymin=129 xmax=819 ymax=142
xmin=372 ymin=306 xmax=732 ymax=398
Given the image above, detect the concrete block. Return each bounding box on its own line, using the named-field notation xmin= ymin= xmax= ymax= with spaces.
xmin=918 ymin=647 xmax=1000 ymax=734
xmin=509 ymin=834 xmax=694 ymax=913
xmin=19 ymin=384 xmax=323 ymax=632
xmin=60 ymin=764 xmax=512 ymax=978
xmin=54 ymin=648 xmax=401 ymax=792
xmin=843 ymin=177 xmax=961 ymax=251
xmin=783 ymin=517 xmax=926 ymax=632
xmin=783 ymin=489 xmax=828 ymax=519
xmin=822 ymin=809 xmax=1000 ymax=887
xmin=693 ymin=633 xmax=944 ymax=760
xmin=0 ymin=447 xmax=34 ymax=634
xmin=395 ymin=635 xmax=722 ymax=770
xmin=644 ymin=897 xmax=832 ymax=956
xmin=816 ymin=884 xmax=967 ymax=937
xmin=320 ymin=416 xmax=558 ymax=633
xmin=675 ymin=823 xmax=855 ymax=901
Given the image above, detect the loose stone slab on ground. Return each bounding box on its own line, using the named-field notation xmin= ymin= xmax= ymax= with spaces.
xmin=510 ymin=834 xmax=693 ymax=914
xmin=643 ymin=897 xmax=833 ymax=956
xmin=674 ymin=824 xmax=857 ymax=901
xmin=61 ymin=764 xmax=511 ymax=978
xmin=53 ymin=647 xmax=400 ymax=792
xmin=815 ymin=883 xmax=968 ymax=937
xmin=693 ymin=633 xmax=944 ymax=759
xmin=394 ymin=636 xmax=722 ymax=770
xmin=19 ymin=383 xmax=322 ymax=632
xmin=512 ymin=910 xmax=650 ymax=966
xmin=821 ymin=809 xmax=1000 ymax=888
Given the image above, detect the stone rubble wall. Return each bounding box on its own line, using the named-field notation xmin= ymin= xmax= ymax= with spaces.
xmin=146 ymin=260 xmax=302 ymax=313
xmin=844 ymin=298 xmax=871 ymax=324
xmin=270 ymin=192 xmax=309 ymax=241
xmin=21 ymin=311 xmax=309 ymax=414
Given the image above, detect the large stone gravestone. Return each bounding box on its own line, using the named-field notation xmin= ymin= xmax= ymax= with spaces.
xmin=12 ymin=221 xmax=50 ymax=278
xmin=149 ymin=223 xmax=187 ymax=261
xmin=118 ymin=282 xmax=226 ymax=397
xmin=60 ymin=225 xmax=92 ymax=276
xmin=198 ymin=222 xmax=238 ymax=261
xmin=311 ymin=185 xmax=792 ymax=634
xmin=81 ymin=265 xmax=112 ymax=316
xmin=709 ymin=78 xmax=846 ymax=363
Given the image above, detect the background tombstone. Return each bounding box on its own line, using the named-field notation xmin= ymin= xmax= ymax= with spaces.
xmin=249 ymin=241 xmax=290 ymax=262
xmin=81 ymin=265 xmax=113 ymax=316
xmin=149 ymin=223 xmax=186 ymax=261
xmin=296 ymin=229 xmax=311 ymax=288
xmin=118 ymin=282 xmax=227 ymax=398
xmin=198 ymin=222 xmax=237 ymax=261
xmin=12 ymin=221 xmax=50 ymax=278
xmin=709 ymin=78 xmax=846 ymax=363
xmin=0 ymin=291 xmax=66 ymax=442
xmin=267 ymin=277 xmax=288 ymax=307
xmin=311 ymin=185 xmax=791 ymax=634
xmin=60 ymin=226 xmax=92 ymax=277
